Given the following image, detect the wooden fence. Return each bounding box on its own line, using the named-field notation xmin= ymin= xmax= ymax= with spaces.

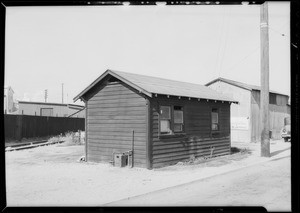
xmin=4 ymin=114 xmax=85 ymax=141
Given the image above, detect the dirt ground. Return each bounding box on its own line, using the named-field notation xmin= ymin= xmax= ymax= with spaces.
xmin=5 ymin=139 xmax=291 ymax=206
xmin=109 ymin=156 xmax=291 ymax=211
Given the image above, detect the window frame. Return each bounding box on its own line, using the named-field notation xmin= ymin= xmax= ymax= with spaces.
xmin=40 ymin=108 xmax=54 ymax=117
xmin=269 ymin=93 xmax=277 ymax=105
xmin=159 ymin=104 xmax=185 ymax=136
xmin=173 ymin=106 xmax=184 ymax=133
xmin=159 ymin=105 xmax=172 ymax=135
xmin=211 ymin=108 xmax=219 ymax=131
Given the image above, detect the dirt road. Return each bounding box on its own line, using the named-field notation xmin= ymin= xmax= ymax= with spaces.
xmin=107 ymin=156 xmax=291 ymax=211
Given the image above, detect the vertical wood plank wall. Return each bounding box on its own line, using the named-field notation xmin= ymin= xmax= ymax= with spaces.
xmin=86 ymin=82 xmax=147 ymax=167
xmin=251 ymin=91 xmax=290 ymax=142
xmin=150 ymin=96 xmax=231 ymax=168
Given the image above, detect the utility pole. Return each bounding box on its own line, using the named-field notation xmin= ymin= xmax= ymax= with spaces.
xmin=62 ymin=83 xmax=64 ymax=104
xmin=260 ymin=1 xmax=270 ymax=157
xmin=45 ymin=89 xmax=48 ymax=103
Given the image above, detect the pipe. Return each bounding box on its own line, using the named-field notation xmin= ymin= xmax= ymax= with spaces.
xmin=132 ymin=130 xmax=134 ymax=168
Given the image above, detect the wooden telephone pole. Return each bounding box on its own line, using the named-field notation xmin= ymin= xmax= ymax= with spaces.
xmin=260 ymin=1 xmax=270 ymax=157
xmin=62 ymin=83 xmax=64 ymax=104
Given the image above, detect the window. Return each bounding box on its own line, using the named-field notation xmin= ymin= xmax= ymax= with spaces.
xmin=159 ymin=105 xmax=184 ymax=135
xmin=40 ymin=108 xmax=53 ymax=116
xmin=160 ymin=106 xmax=171 ymax=134
xmin=211 ymin=108 xmax=219 ymax=131
xmin=174 ymin=106 xmax=183 ymax=132
xmin=269 ymin=93 xmax=277 ymax=105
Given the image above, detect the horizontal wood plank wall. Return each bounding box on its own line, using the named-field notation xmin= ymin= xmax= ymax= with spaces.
xmin=86 ymin=81 xmax=147 ymax=167
xmin=150 ymin=96 xmax=231 ymax=168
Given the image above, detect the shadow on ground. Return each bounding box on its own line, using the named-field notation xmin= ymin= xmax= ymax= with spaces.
xmin=271 ymin=146 xmax=290 ymax=157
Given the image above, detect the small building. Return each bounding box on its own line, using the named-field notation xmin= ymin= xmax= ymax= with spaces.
xmin=74 ymin=70 xmax=237 ymax=169
xmin=205 ymin=77 xmax=290 ymax=142
xmin=16 ymin=101 xmax=85 ymax=118
xmin=4 ymin=86 xmax=17 ymax=114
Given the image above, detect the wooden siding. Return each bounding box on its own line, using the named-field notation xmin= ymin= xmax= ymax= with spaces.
xmin=86 ymin=81 xmax=147 ymax=167
xmin=251 ymin=90 xmax=290 ymax=141
xmin=207 ymin=80 xmax=252 ymax=142
xmin=150 ymin=96 xmax=231 ymax=168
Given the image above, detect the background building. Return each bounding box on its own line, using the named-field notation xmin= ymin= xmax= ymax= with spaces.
xmin=205 ymin=77 xmax=290 ymax=142
xmin=16 ymin=101 xmax=85 ymax=118
xmin=4 ymin=86 xmax=17 ymax=114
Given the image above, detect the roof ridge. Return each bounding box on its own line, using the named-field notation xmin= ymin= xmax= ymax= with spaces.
xmin=74 ymin=69 xmax=239 ymax=103
xmin=110 ymin=69 xmax=207 ymax=87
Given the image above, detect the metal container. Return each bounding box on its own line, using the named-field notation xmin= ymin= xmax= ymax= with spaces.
xmin=114 ymin=153 xmax=128 ymax=167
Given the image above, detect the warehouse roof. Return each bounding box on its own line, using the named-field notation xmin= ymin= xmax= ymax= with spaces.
xmin=74 ymin=69 xmax=238 ymax=103
xmin=205 ymin=77 xmax=289 ymax=97
xmin=18 ymin=101 xmax=84 ymax=109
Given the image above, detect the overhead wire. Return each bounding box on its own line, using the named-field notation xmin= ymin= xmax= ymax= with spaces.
xmin=214 ymin=8 xmax=226 ymax=78
xmin=218 ymin=7 xmax=231 ymax=78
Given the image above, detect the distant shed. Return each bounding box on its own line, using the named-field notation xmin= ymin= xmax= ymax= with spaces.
xmin=205 ymin=77 xmax=290 ymax=142
xmin=74 ymin=70 xmax=237 ymax=169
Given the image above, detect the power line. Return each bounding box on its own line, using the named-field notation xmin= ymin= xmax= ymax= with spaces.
xmin=225 ymin=46 xmax=260 ymax=73
xmin=214 ymin=8 xmax=226 ymax=78
xmin=218 ymin=7 xmax=231 ymax=78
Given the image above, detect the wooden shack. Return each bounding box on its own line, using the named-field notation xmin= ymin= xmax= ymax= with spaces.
xmin=74 ymin=70 xmax=237 ymax=169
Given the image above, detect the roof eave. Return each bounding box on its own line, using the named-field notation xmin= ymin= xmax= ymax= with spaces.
xmin=73 ymin=69 xmax=152 ymax=102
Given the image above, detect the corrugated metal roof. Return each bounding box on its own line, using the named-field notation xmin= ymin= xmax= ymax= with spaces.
xmin=205 ymin=77 xmax=289 ymax=97
xmin=74 ymin=69 xmax=238 ymax=103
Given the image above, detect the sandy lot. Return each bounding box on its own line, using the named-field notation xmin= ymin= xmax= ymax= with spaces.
xmin=110 ymin=156 xmax=291 ymax=212
xmin=5 ymin=139 xmax=290 ymax=206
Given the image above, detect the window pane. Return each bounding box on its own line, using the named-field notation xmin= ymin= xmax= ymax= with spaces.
xmin=160 ymin=106 xmax=171 ymax=119
xmin=160 ymin=120 xmax=171 ymax=134
xmin=174 ymin=110 xmax=183 ymax=123
xmin=174 ymin=124 xmax=183 ymax=132
xmin=212 ymin=108 xmax=218 ymax=113
xmin=212 ymin=123 xmax=219 ymax=131
xmin=212 ymin=112 xmax=218 ymax=123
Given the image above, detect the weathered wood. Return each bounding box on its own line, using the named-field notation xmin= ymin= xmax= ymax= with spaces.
xmin=88 ymin=101 xmax=146 ymax=107
xmin=88 ymin=127 xmax=146 ymax=133
xmin=146 ymin=98 xmax=152 ymax=169
xmin=87 ymin=131 xmax=146 ymax=137
xmin=153 ymin=143 xmax=230 ymax=155
xmin=86 ymin=123 xmax=147 ymax=128
xmin=153 ymin=148 xmax=230 ymax=165
xmin=85 ymin=103 xmax=88 ymax=160
xmin=152 ymin=151 xmax=230 ymax=168
xmin=260 ymin=1 xmax=270 ymax=157
xmin=149 ymin=96 xmax=231 ymax=167
xmin=88 ymin=134 xmax=146 ymax=141
xmin=4 ymin=114 xmax=85 ymax=141
xmin=88 ymin=94 xmax=144 ymax=102
xmin=88 ymin=115 xmax=147 ymax=120
xmin=88 ymin=119 xmax=146 ymax=124
xmin=152 ymin=139 xmax=230 ymax=150
xmin=88 ymin=140 xmax=146 ymax=148
xmin=88 ymin=107 xmax=147 ymax=112
xmin=86 ymin=81 xmax=147 ymax=167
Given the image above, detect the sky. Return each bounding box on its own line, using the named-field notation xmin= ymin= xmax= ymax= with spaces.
xmin=5 ymin=2 xmax=290 ymax=105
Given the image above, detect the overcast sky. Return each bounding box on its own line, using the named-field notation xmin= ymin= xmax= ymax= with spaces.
xmin=5 ymin=2 xmax=290 ymax=105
